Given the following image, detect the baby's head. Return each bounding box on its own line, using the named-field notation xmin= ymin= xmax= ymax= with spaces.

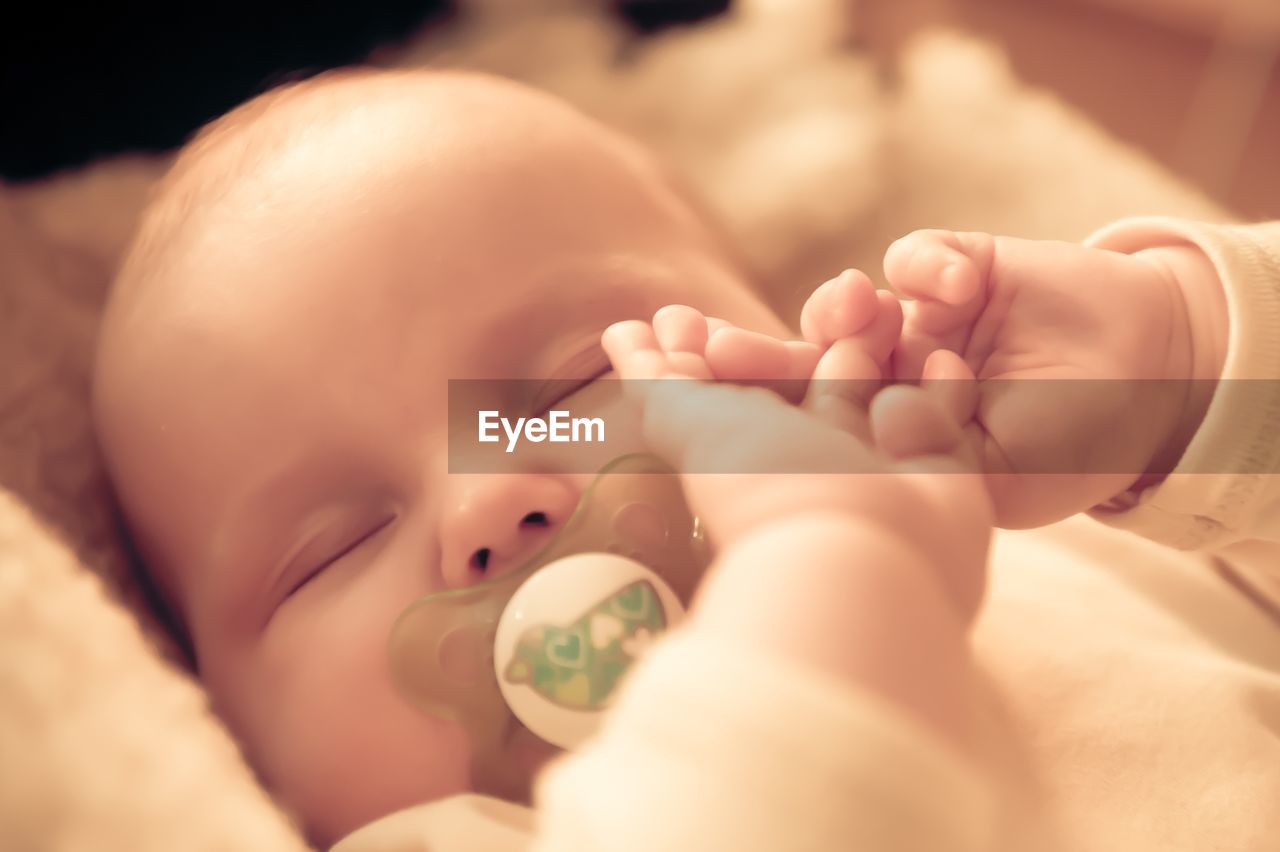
xmin=93 ymin=68 xmax=785 ymax=843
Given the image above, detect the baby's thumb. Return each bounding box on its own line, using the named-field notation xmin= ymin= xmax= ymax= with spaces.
xmin=884 ymin=229 xmax=994 ymax=308
xmin=885 ymin=230 xmax=995 ymax=380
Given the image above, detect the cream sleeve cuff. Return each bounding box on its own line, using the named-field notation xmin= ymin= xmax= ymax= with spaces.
xmin=1085 ymin=218 xmax=1280 ymax=550
xmin=532 ymin=630 xmax=995 ymax=852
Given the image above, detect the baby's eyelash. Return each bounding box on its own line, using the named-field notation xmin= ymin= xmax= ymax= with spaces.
xmin=532 ymin=368 xmax=610 ymax=415
xmin=283 ymin=515 xmax=394 ymax=599
xmin=285 ymin=562 xmax=328 ymax=598
xmin=530 ymin=344 xmax=612 ymax=414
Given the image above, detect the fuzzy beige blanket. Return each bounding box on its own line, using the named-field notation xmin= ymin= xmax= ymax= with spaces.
xmin=0 ymin=1 xmax=1227 ymax=849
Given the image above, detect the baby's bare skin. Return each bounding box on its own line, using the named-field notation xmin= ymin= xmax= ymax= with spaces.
xmin=885 ymin=230 xmax=1228 ymax=526
xmin=602 ymin=321 xmax=994 ymax=752
xmin=92 ymin=70 xmax=788 ymax=845
xmin=601 ymin=231 xmax=1231 ymax=763
xmin=629 ymin=229 xmax=1229 ymax=528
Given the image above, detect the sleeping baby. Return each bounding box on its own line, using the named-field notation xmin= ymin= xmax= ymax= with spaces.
xmin=92 ymin=67 xmax=1280 ymax=850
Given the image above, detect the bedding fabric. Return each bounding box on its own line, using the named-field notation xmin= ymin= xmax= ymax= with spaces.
xmin=0 ymin=1 xmax=1227 ymax=849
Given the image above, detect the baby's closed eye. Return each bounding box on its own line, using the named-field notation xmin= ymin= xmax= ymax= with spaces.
xmin=275 ymin=512 xmax=397 ymax=603
xmin=529 ymin=369 xmax=613 ymax=417
xmin=528 ymin=341 xmax=615 ymax=416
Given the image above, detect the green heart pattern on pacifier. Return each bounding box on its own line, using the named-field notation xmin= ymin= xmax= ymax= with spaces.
xmin=503 ymin=579 xmax=666 ymax=711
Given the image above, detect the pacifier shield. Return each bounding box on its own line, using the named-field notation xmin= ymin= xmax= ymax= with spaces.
xmin=387 ymin=453 xmax=708 ymax=800
xmin=494 ymin=552 xmax=684 ymax=750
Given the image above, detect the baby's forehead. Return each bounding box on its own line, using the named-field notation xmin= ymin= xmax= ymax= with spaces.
xmin=143 ymin=78 xmax=675 ymax=288
xmin=98 ymin=83 xmax=672 ymax=384
xmin=99 ymin=69 xmax=723 ymax=417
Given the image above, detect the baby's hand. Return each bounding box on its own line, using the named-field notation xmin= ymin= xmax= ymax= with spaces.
xmin=602 ymin=269 xmax=904 ymax=439
xmin=602 ymin=313 xmax=993 ymax=748
xmin=601 ymin=311 xmax=989 ymax=620
xmin=886 ymin=229 xmax=1226 ymax=527
xmin=797 ymin=270 xmax=904 ymax=440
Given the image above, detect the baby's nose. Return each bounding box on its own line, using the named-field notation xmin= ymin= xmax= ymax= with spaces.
xmin=438 ymin=474 xmax=579 ymax=590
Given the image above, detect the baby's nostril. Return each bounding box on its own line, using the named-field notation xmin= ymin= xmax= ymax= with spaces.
xmin=467 ymin=515 xmax=549 ymax=576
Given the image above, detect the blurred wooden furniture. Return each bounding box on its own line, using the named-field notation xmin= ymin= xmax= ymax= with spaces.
xmin=1072 ymin=0 xmax=1280 ymax=41
xmin=857 ymin=0 xmax=1280 ymax=219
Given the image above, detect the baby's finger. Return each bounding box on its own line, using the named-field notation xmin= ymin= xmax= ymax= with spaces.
xmin=804 ymin=338 xmax=880 ymax=441
xmin=602 ymin=320 xmax=659 ymax=375
xmin=705 ymin=316 xmax=732 ymax=336
xmin=653 ymin=304 xmax=709 ymax=354
xmin=884 ymin=230 xmax=994 ymax=308
xmin=886 ymin=231 xmax=999 ymax=381
xmin=799 ymin=291 xmax=903 ymax=436
xmin=664 ymin=352 xmax=714 ymax=380
xmin=869 ymin=384 xmax=975 ymax=471
xmin=701 ymin=326 xmax=819 ymax=404
xmin=601 ymin=320 xmax=701 ymax=383
xmin=859 ymin=290 xmax=905 ymax=367
xmin=800 ymin=269 xmax=879 ymax=347
xmin=801 ymin=278 xmax=903 ymax=371
xmin=783 ymin=340 xmax=822 ymax=384
xmin=921 ymin=349 xmax=979 ymax=427
xmin=705 ymin=327 xmax=821 ymax=403
xmin=705 ymin=326 xmax=788 ymax=378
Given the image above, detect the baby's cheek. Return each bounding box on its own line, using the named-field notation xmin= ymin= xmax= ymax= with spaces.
xmin=205 ymin=604 xmax=473 ymax=845
xmin=271 ymin=680 xmax=471 ymax=844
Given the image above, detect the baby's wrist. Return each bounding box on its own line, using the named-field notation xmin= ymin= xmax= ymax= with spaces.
xmin=1132 ymin=244 xmax=1228 ymax=488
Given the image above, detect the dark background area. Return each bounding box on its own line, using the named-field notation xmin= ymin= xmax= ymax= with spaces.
xmin=0 ymin=0 xmax=731 ymax=181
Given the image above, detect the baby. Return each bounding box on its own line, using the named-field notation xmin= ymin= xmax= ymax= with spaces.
xmin=93 ymin=67 xmax=1280 ymax=850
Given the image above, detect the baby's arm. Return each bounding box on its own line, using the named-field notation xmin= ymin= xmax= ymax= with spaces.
xmin=630 ymin=379 xmax=990 ymax=750
xmin=529 ymin=325 xmax=1000 ymax=852
xmin=537 ymin=582 xmax=996 ymax=852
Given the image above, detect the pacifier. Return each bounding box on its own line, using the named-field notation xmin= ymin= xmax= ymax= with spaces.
xmin=388 ymin=453 xmax=710 ymax=801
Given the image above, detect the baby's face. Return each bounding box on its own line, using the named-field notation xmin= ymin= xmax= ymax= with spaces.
xmin=95 ymin=76 xmax=785 ymax=845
